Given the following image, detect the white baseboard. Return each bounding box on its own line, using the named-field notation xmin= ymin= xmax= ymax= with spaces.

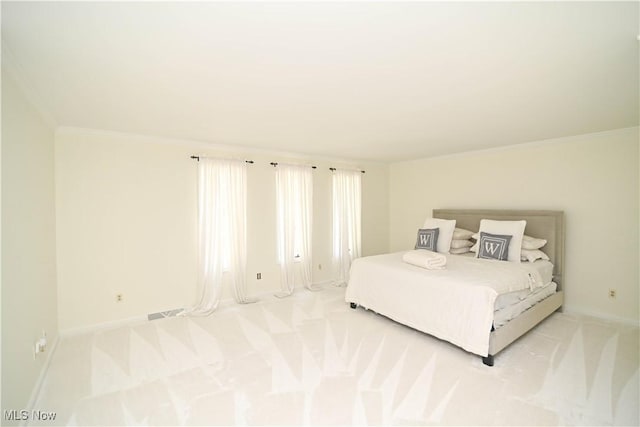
xmin=59 ymin=280 xmax=338 ymax=337
xmin=562 ymin=305 xmax=640 ymax=327
xmin=60 ymin=314 xmax=147 ymax=338
xmin=59 ymin=287 xmax=638 ymax=340
xmin=23 ymin=336 xmax=59 ymax=425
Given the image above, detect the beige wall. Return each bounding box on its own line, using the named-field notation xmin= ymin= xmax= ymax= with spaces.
xmin=55 ymin=128 xmax=389 ymax=331
xmin=1 ymin=70 xmax=58 ymax=417
xmin=389 ymin=127 xmax=639 ymax=323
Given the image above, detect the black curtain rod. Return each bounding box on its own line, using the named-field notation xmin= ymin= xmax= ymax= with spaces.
xmin=189 ymin=157 xmax=362 ymax=173
xmin=270 ymin=162 xmax=316 ymax=169
xmin=190 ymin=156 xmax=254 ymax=164
xmin=329 ymin=167 xmax=366 ymax=174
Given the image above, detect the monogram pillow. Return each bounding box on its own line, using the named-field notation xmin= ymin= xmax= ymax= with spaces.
xmin=415 ymin=228 xmax=439 ymax=251
xmin=477 ymin=219 xmax=526 ymax=262
xmin=477 ymin=232 xmax=512 ymax=261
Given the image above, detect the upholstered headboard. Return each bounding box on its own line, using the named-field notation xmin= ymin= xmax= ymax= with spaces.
xmin=433 ymin=209 xmax=565 ymax=289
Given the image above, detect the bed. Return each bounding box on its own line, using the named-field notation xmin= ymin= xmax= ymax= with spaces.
xmin=345 ymin=209 xmax=565 ymax=366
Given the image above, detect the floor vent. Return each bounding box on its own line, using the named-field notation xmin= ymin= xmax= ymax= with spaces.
xmin=147 ymin=308 xmax=184 ymax=321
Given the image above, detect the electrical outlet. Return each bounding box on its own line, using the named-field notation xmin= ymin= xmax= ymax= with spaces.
xmin=609 ymin=289 xmax=616 ymax=299
xmin=257 ymin=273 xmax=262 ymax=280
xmin=33 ymin=334 xmax=47 ymax=359
xmin=116 ymin=294 xmax=123 ymax=302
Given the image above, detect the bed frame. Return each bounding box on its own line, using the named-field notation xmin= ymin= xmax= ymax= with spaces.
xmin=348 ymin=209 xmax=565 ymax=366
xmin=433 ymin=209 xmax=565 ymax=366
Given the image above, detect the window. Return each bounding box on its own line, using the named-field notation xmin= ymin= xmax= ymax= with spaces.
xmin=275 ymin=164 xmax=313 ymax=295
xmin=189 ymin=158 xmax=253 ymax=314
xmin=332 ymin=169 xmax=361 ymax=285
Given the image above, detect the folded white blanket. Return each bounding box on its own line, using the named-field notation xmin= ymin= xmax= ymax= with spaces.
xmin=402 ymin=249 xmax=447 ymax=270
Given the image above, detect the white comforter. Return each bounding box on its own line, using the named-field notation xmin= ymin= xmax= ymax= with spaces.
xmin=345 ymin=252 xmax=547 ymax=356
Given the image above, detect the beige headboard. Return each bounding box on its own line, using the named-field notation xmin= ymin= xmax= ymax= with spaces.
xmin=433 ymin=209 xmax=565 ymax=290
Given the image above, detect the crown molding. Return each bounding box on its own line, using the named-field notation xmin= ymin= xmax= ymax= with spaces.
xmin=56 ymin=125 xmax=389 ymax=167
xmin=396 ymin=126 xmax=639 ymax=165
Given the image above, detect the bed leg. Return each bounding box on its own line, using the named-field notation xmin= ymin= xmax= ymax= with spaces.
xmin=350 ymin=302 xmax=357 ymax=309
xmin=482 ymin=355 xmax=494 ymax=367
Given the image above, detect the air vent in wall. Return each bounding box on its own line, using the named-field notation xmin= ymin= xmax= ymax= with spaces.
xmin=147 ymin=308 xmax=184 ymax=321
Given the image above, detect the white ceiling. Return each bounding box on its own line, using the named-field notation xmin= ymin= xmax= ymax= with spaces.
xmin=2 ymin=1 xmax=638 ymax=162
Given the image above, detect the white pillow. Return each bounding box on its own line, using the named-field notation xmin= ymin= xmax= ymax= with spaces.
xmin=450 ymin=246 xmax=472 ymax=255
xmin=422 ymin=218 xmax=456 ymax=253
xmin=450 ymin=239 xmax=474 ymax=249
xmin=452 ymin=227 xmax=474 ymax=240
xmin=477 ymin=219 xmax=526 ymax=263
xmin=470 ymin=242 xmax=478 ymax=252
xmin=522 ymin=235 xmax=547 ymax=250
xmin=520 ymin=248 xmax=550 ymax=263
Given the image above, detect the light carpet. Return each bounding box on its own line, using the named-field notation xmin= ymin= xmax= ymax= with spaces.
xmin=33 ymin=287 xmax=639 ymax=426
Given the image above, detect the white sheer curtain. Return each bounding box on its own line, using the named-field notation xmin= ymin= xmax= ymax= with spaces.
xmin=332 ymin=169 xmax=362 ymax=286
xmin=275 ymin=164 xmax=315 ymax=297
xmin=187 ymin=158 xmax=254 ymax=316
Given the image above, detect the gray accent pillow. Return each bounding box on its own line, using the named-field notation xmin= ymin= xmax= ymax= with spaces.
xmin=477 ymin=232 xmax=512 ymax=261
xmin=415 ymin=228 xmax=439 ymax=251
